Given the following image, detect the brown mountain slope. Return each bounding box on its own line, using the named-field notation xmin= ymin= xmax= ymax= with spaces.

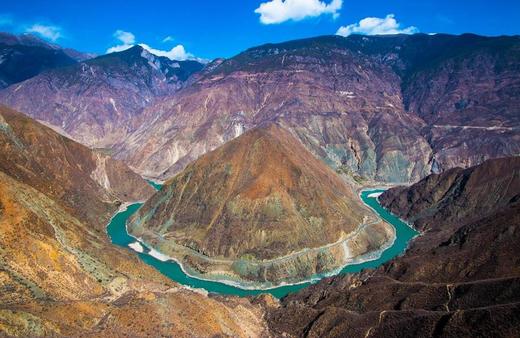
xmin=128 ymin=123 xmax=393 ymax=287
xmin=381 ymin=156 xmax=520 ymax=230
xmin=0 ymin=173 xmax=268 ymax=337
xmin=265 ymin=156 xmax=520 ymax=337
xmin=0 ymin=105 xmax=155 ymax=227
xmin=0 ymin=107 xmax=268 ymax=337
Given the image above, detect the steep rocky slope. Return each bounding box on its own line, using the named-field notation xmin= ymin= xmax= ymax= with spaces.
xmin=117 ymin=34 xmax=519 ymax=182
xmin=0 ymin=105 xmax=154 ymax=227
xmin=265 ymin=156 xmax=520 ymax=337
xmin=380 ymin=156 xmax=520 ymax=233
xmin=0 ymin=107 xmax=268 ymax=337
xmin=128 ymin=123 xmax=393 ymax=287
xmin=0 ymin=174 xmax=268 ymax=337
xmin=0 ymin=45 xmax=204 ymax=148
xmin=0 ymin=32 xmax=79 ymax=88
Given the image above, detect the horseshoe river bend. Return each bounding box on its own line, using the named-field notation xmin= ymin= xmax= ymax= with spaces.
xmin=107 ymin=186 xmax=418 ymax=298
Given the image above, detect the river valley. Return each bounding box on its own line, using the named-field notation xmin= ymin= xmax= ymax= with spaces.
xmin=107 ymin=188 xmax=418 ymax=298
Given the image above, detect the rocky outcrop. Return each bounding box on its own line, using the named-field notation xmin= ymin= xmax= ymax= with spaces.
xmin=265 ymin=156 xmax=520 ymax=337
xmin=0 ymin=106 xmax=268 ymax=337
xmin=128 ymin=123 xmax=394 ymax=287
xmin=0 ymin=45 xmax=204 ymax=148
xmin=116 ymin=34 xmax=520 ymax=183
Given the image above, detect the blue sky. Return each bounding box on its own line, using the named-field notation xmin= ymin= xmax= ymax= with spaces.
xmin=1 ymin=0 xmax=519 ymax=60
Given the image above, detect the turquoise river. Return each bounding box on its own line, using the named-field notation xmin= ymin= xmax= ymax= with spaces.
xmin=107 ymin=187 xmax=418 ymax=298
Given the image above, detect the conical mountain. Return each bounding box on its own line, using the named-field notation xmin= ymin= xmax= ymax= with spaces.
xmin=128 ymin=123 xmax=393 ymax=286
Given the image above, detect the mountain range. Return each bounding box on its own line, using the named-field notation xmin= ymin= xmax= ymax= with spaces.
xmin=0 ymin=44 xmax=204 ymax=148
xmin=133 ymin=33 xmax=519 ymax=182
xmin=0 ymin=30 xmax=519 ymax=337
xmin=1 ymin=33 xmax=518 ymax=183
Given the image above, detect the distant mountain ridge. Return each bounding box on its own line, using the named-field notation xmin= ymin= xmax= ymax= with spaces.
xmin=115 ymin=33 xmax=520 ymax=182
xmin=0 ymin=32 xmax=95 ymax=61
xmin=0 ymin=32 xmax=79 ymax=88
xmin=0 ymin=44 xmax=205 ymax=148
xmin=0 ymin=33 xmax=518 ymax=183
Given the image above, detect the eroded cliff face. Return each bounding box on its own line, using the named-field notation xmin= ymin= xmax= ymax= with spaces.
xmin=116 ymin=34 xmax=520 ymax=183
xmin=265 ymin=156 xmax=520 ymax=337
xmin=0 ymin=107 xmax=268 ymax=337
xmin=0 ymin=45 xmax=204 ymax=148
xmin=127 ymin=123 xmax=394 ymax=287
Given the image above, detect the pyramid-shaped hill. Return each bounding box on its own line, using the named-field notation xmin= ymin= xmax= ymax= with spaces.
xmin=128 ymin=123 xmax=394 ymax=286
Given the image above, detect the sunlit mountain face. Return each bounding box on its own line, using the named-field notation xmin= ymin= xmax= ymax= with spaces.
xmin=0 ymin=0 xmax=519 ymax=336
xmin=0 ymin=45 xmax=204 ymax=148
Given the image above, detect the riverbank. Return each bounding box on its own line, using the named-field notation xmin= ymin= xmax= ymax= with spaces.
xmin=106 ymin=189 xmax=418 ymax=298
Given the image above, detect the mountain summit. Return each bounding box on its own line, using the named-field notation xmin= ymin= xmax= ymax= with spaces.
xmin=0 ymin=44 xmax=204 ymax=148
xmin=0 ymin=32 xmax=80 ymax=88
xmin=128 ymin=123 xmax=393 ymax=286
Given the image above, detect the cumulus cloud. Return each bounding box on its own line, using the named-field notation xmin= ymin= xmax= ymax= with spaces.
xmin=162 ymin=35 xmax=174 ymax=43
xmin=255 ymin=0 xmax=342 ymax=24
xmin=139 ymin=43 xmax=193 ymax=60
xmin=106 ymin=30 xmax=136 ymax=53
xmin=336 ymin=14 xmax=418 ymax=37
xmin=106 ymin=30 xmax=194 ymax=60
xmin=25 ymin=24 xmax=62 ymax=41
xmin=114 ymin=30 xmax=135 ymax=44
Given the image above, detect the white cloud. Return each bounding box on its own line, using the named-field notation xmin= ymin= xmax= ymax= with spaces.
xmin=107 ymin=29 xmax=135 ymax=53
xmin=162 ymin=35 xmax=174 ymax=43
xmin=106 ymin=30 xmax=136 ymax=53
xmin=139 ymin=43 xmax=193 ymax=60
xmin=106 ymin=44 xmax=133 ymax=53
xmin=25 ymin=24 xmax=62 ymax=41
xmin=255 ymin=0 xmax=342 ymax=24
xmin=336 ymin=14 xmax=418 ymax=37
xmin=106 ymin=30 xmax=194 ymax=60
xmin=114 ymin=30 xmax=135 ymax=44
